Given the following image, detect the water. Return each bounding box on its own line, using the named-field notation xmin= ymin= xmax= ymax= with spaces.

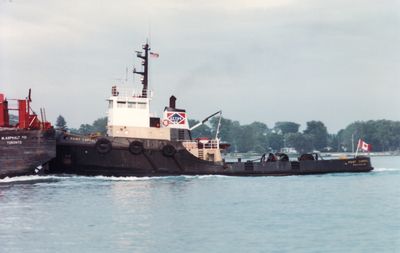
xmin=0 ymin=157 xmax=399 ymax=253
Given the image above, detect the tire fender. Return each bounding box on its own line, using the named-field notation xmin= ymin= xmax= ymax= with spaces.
xmin=95 ymin=138 xmax=112 ymax=154
xmin=129 ymin=141 xmax=144 ymax=155
xmin=162 ymin=144 xmax=176 ymax=157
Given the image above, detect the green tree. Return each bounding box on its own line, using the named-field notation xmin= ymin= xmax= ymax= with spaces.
xmin=303 ymin=121 xmax=328 ymax=150
xmin=327 ymin=133 xmax=339 ymax=152
xmin=236 ymin=122 xmax=269 ymax=153
xmin=340 ymin=120 xmax=400 ymax=152
xmin=68 ymin=128 xmax=80 ymax=134
xmin=56 ymin=115 xmax=67 ymax=130
xmin=274 ymin=121 xmax=300 ymax=135
xmin=210 ymin=117 xmax=241 ymax=151
xmin=78 ymin=124 xmax=94 ymax=135
xmin=266 ymin=132 xmax=284 ymax=152
xmin=92 ymin=117 xmax=107 ymax=134
xmin=188 ymin=119 xmax=212 ymax=139
xmin=286 ymin=133 xmax=313 ymax=153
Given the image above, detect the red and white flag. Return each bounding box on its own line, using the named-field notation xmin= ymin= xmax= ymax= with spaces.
xmin=357 ymin=139 xmax=372 ymax=152
xmin=150 ymin=52 xmax=159 ymax=58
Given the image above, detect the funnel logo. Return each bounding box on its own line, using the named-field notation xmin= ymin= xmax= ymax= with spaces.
xmin=167 ymin=112 xmax=186 ymax=125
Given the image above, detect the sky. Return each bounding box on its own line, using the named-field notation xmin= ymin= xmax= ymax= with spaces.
xmin=0 ymin=0 xmax=399 ymax=133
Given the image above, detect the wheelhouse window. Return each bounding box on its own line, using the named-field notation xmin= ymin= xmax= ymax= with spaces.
xmin=137 ymin=102 xmax=146 ymax=109
xmin=117 ymin=101 xmax=126 ymax=108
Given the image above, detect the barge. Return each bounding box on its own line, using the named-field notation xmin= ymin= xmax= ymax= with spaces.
xmin=0 ymin=90 xmax=56 ymax=178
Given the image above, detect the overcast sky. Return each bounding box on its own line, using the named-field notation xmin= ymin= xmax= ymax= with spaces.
xmin=1 ymin=0 xmax=399 ymax=133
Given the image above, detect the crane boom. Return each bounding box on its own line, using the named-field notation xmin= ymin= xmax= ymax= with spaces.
xmin=189 ymin=110 xmax=222 ymax=131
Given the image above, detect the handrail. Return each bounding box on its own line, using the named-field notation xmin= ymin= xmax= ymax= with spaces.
xmin=110 ymin=86 xmax=153 ymax=98
xmin=182 ymin=139 xmax=220 ymax=149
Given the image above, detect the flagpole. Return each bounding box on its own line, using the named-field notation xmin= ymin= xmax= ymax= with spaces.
xmin=351 ymin=134 xmax=354 ymax=154
xmin=355 ymin=139 xmax=360 ymax=158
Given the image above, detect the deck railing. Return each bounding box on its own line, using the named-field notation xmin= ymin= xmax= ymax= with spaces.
xmin=182 ymin=139 xmax=220 ymax=149
xmin=111 ymin=86 xmax=153 ymax=98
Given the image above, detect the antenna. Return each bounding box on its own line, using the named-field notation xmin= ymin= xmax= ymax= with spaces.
xmin=125 ymin=66 xmax=128 ymax=83
xmin=132 ymin=65 xmax=139 ymax=95
xmin=148 ymin=21 xmax=152 ymax=46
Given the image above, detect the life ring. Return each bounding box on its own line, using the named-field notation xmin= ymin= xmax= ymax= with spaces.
xmin=95 ymin=138 xmax=112 ymax=154
xmin=162 ymin=144 xmax=176 ymax=157
xmin=129 ymin=141 xmax=144 ymax=155
xmin=162 ymin=119 xmax=169 ymax=127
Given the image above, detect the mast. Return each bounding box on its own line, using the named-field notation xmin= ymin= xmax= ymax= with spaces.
xmin=133 ymin=43 xmax=150 ymax=98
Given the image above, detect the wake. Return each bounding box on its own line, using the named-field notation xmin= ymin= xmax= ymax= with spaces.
xmin=0 ymin=175 xmax=61 ymax=184
xmin=0 ymin=174 xmax=231 ymax=184
xmin=1 ymin=168 xmax=398 ymax=184
xmin=373 ymin=167 xmax=400 ymax=172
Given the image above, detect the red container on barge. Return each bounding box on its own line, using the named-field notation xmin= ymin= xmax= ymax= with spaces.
xmin=0 ymin=90 xmax=56 ymax=178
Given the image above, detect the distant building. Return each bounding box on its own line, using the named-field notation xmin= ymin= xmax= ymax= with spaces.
xmin=280 ymin=147 xmax=298 ymax=154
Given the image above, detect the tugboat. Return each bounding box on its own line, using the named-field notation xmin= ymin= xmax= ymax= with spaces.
xmin=0 ymin=90 xmax=56 ymax=178
xmin=50 ymin=43 xmax=373 ymax=177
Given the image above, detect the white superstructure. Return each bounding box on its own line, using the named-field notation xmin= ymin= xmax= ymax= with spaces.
xmin=107 ymin=87 xmax=151 ymax=129
xmin=104 ymin=42 xmax=225 ymax=163
xmin=106 ymin=86 xmax=171 ymax=139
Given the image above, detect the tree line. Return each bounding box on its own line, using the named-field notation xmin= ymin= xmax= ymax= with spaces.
xmin=55 ymin=115 xmax=400 ymax=153
xmin=55 ymin=115 xmax=107 ymax=135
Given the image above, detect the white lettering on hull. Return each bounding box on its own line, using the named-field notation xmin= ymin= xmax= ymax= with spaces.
xmin=1 ymin=135 xmax=28 ymax=141
xmin=1 ymin=135 xmax=28 ymax=145
xmin=6 ymin=140 xmax=23 ymax=145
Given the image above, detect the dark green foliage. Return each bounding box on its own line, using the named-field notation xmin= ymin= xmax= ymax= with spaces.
xmin=210 ymin=117 xmax=242 ymax=151
xmin=56 ymin=115 xmax=67 ymax=130
xmin=188 ymin=119 xmax=212 ymax=139
xmin=285 ymin=133 xmax=314 ymax=153
xmin=266 ymin=132 xmax=284 ymax=152
xmin=235 ymin=122 xmax=269 ymax=153
xmin=327 ymin=133 xmax=340 ymax=152
xmin=274 ymin=121 xmax=300 ymax=135
xmin=68 ymin=128 xmax=80 ymax=135
xmin=338 ymin=120 xmax=400 ymax=152
xmin=303 ymin=121 xmax=328 ymax=150
xmin=78 ymin=124 xmax=94 ymax=135
xmin=69 ymin=115 xmax=400 ymax=153
xmin=70 ymin=117 xmax=108 ymax=135
xmin=92 ymin=117 xmax=107 ymax=134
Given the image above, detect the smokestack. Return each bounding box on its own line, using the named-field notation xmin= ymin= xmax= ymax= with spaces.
xmin=169 ymin=95 xmax=176 ymax=109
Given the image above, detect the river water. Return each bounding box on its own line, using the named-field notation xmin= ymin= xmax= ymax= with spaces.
xmin=0 ymin=156 xmax=399 ymax=253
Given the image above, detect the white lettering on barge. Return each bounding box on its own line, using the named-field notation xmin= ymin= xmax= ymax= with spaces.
xmin=1 ymin=135 xmax=28 ymax=145
xmin=1 ymin=135 xmax=28 ymax=141
xmin=7 ymin=140 xmax=23 ymax=145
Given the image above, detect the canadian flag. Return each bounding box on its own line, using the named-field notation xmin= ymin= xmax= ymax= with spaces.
xmin=357 ymin=139 xmax=372 ymax=152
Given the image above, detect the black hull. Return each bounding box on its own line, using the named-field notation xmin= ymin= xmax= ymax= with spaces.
xmin=49 ymin=134 xmax=373 ymax=177
xmin=0 ymin=129 xmax=56 ymax=178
